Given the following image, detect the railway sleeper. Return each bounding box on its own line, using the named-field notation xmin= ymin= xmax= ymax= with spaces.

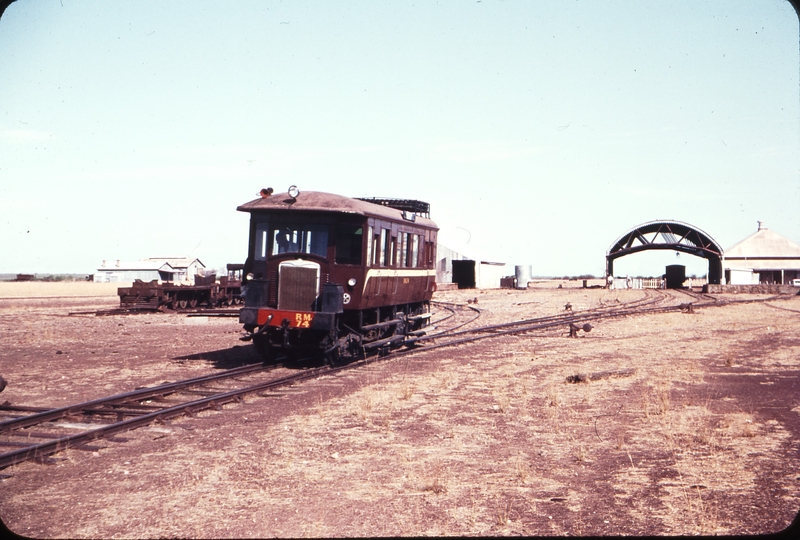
xmin=81 ymin=407 xmax=160 ymax=418
xmin=182 ymin=389 xmax=230 ymax=397
xmin=362 ymin=334 xmax=405 ymax=351
xmin=0 ymin=441 xmax=40 ymax=448
xmin=360 ymin=318 xmax=403 ymax=332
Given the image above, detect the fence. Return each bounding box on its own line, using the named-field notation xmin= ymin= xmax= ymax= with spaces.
xmin=611 ymin=277 xmax=707 ymax=290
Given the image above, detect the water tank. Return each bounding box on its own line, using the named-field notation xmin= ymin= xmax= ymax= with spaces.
xmin=515 ymin=265 xmax=532 ymax=289
xmin=665 ymin=265 xmax=686 ymax=289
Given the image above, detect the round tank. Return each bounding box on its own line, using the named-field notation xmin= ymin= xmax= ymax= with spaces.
xmin=665 ymin=265 xmax=686 ymax=289
xmin=515 ymin=265 xmax=532 ymax=289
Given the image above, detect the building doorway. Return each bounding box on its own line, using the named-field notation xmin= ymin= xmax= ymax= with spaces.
xmin=452 ymin=260 xmax=476 ymax=289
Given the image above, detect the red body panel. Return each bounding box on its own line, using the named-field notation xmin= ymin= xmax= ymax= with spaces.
xmin=257 ymin=309 xmax=315 ymax=328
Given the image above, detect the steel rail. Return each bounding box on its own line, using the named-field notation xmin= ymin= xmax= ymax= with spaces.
xmin=403 ymin=290 xmax=689 ymax=353
xmin=0 ymin=366 xmax=331 ymax=469
xmin=426 ymin=302 xmax=482 ymax=337
xmin=428 ymin=301 xmax=465 ymax=326
xmin=0 ymin=363 xmax=270 ymax=432
xmin=414 ymin=289 xmax=668 ymax=345
xmin=674 ymin=288 xmax=719 ymax=305
xmin=68 ymin=307 xmax=243 ymax=317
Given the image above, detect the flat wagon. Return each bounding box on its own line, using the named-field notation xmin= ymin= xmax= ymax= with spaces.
xmin=117 ymin=264 xmax=243 ymax=310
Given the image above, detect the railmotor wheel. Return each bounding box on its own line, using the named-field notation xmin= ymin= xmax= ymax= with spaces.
xmin=253 ymin=335 xmax=272 ymax=363
xmin=324 ymin=347 xmax=341 ymax=367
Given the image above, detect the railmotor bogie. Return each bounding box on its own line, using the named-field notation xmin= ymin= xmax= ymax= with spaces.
xmin=238 ymin=188 xmax=438 ymax=363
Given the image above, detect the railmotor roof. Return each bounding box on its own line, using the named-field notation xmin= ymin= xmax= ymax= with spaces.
xmin=237 ymin=190 xmax=437 ymax=229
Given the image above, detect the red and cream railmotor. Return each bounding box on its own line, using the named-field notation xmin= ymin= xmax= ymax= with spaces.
xmin=238 ymin=187 xmax=438 ymax=363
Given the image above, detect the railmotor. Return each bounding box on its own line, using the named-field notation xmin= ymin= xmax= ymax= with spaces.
xmin=238 ymin=186 xmax=438 ymax=363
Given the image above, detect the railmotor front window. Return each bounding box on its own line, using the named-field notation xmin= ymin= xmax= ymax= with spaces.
xmin=271 ymin=224 xmax=329 ymax=257
xmin=334 ymin=225 xmax=363 ymax=265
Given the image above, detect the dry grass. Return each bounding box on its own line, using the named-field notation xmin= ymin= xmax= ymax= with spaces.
xmin=0 ymin=281 xmax=123 ymax=298
xmin=0 ymin=288 xmax=799 ymax=537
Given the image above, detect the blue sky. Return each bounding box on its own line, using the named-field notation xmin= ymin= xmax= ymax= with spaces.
xmin=1 ymin=0 xmax=798 ymax=278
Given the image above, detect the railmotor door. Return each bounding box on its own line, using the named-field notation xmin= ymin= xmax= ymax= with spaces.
xmin=242 ymin=215 xmax=272 ymax=307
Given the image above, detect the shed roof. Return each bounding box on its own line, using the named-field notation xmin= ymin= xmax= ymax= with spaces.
xmin=723 ymin=223 xmax=800 ymax=270
xmin=145 ymin=257 xmax=205 ymax=269
xmin=436 ymin=226 xmax=506 ymax=266
xmin=97 ymin=261 xmax=175 ymax=273
xmin=725 ymin=224 xmax=800 ymax=258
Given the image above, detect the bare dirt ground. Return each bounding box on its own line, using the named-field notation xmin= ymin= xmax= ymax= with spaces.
xmin=0 ymin=282 xmax=799 ymax=538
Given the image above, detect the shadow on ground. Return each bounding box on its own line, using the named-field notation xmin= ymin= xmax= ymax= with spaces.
xmin=172 ymin=345 xmax=263 ymax=369
xmin=172 ymin=345 xmax=327 ymax=370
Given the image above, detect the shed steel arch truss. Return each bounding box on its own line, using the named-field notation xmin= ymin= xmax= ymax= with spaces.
xmin=606 ymin=220 xmax=723 ymax=284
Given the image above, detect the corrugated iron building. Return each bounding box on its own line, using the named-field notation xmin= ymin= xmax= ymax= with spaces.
xmin=723 ymin=222 xmax=800 ymax=285
xmin=144 ymin=257 xmax=205 ymax=283
xmin=436 ymin=242 xmax=507 ymax=289
xmin=93 ymin=260 xmax=176 ymax=283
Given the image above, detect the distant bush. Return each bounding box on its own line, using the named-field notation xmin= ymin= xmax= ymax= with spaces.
xmin=36 ymin=275 xmax=87 ymax=282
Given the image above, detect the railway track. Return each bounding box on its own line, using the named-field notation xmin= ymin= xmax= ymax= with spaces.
xmin=408 ymin=288 xmax=675 ymax=351
xmin=0 ymin=288 xmax=756 ymax=470
xmin=0 ymin=363 xmax=322 ymax=469
xmin=0 ymin=300 xmax=486 ymax=469
xmin=68 ymin=307 xmax=241 ymax=317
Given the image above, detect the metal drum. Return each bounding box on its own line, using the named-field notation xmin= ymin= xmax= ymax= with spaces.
xmin=515 ymin=265 xmax=532 ymax=289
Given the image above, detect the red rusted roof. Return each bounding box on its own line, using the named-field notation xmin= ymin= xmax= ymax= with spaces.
xmin=237 ymin=190 xmax=437 ymax=228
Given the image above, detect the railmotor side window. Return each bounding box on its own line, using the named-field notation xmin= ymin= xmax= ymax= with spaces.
xmin=271 ymin=224 xmax=329 ymax=257
xmin=379 ymin=229 xmax=388 ymax=267
xmin=398 ymin=233 xmax=408 ymax=268
xmin=410 ymin=234 xmax=420 ymax=267
xmin=253 ymin=218 xmax=270 ymax=261
xmin=334 ymin=225 xmax=363 ymax=265
xmin=366 ymin=225 xmax=373 ymax=266
xmin=382 ymin=229 xmax=395 ymax=267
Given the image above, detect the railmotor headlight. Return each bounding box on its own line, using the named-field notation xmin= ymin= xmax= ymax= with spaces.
xmin=347 ymin=278 xmax=357 ymax=288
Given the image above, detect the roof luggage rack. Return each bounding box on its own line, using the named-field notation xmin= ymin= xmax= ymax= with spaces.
xmin=356 ymin=198 xmax=430 ymax=218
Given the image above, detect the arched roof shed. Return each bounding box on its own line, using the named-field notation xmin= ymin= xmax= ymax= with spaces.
xmin=606 ymin=220 xmax=723 ymax=284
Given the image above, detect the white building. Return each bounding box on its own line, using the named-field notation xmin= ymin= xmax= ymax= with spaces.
xmin=436 ymin=242 xmax=507 ymax=289
xmin=94 ymin=260 xmax=176 ymax=283
xmin=145 ymin=257 xmax=205 ymax=283
xmin=725 ymin=268 xmax=758 ymax=286
xmin=723 ymin=222 xmax=800 ymax=285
